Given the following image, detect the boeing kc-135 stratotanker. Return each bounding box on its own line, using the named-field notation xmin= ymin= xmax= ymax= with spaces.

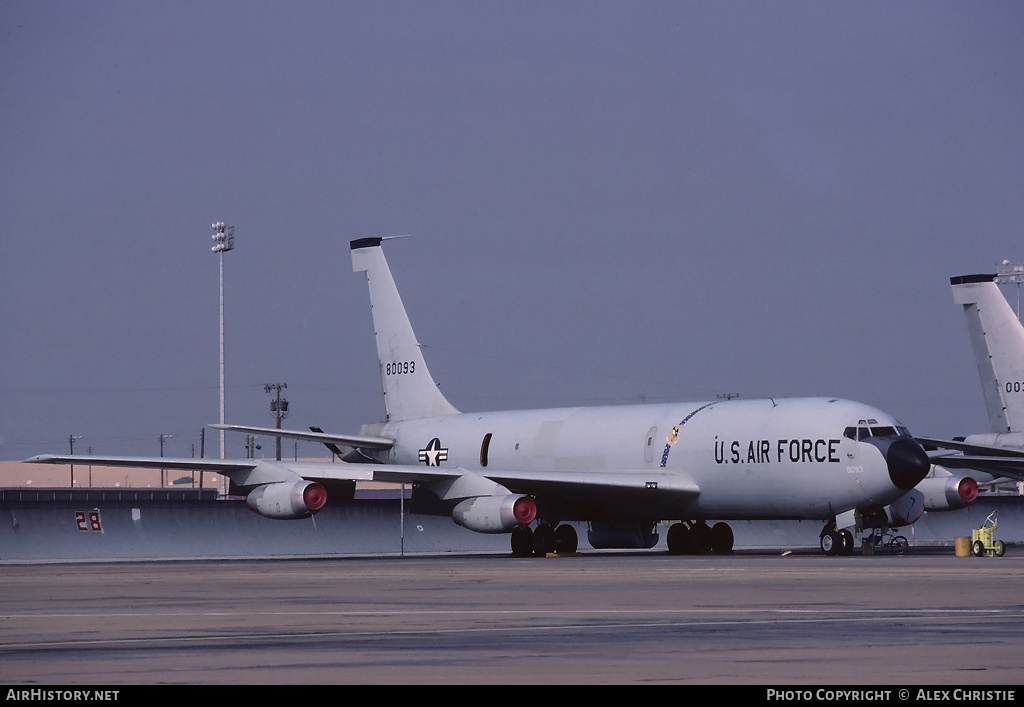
xmin=30 ymin=238 xmax=937 ymax=556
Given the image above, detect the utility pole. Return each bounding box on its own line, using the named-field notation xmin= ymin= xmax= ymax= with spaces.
xmin=159 ymin=433 xmax=173 ymax=488
xmin=199 ymin=428 xmax=205 ymax=490
xmin=68 ymin=435 xmax=82 ymax=488
xmin=265 ymin=383 xmax=288 ymax=461
xmin=245 ymin=435 xmax=261 ymax=459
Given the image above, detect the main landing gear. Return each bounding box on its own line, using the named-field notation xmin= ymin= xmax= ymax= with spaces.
xmin=819 ymin=524 xmax=854 ymax=556
xmin=511 ymin=523 xmax=579 ymax=557
xmin=666 ymin=520 xmax=734 ymax=555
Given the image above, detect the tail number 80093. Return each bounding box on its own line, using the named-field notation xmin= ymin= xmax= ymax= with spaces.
xmin=386 ymin=361 xmax=416 ymax=375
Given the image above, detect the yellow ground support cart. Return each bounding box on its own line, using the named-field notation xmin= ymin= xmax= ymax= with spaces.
xmin=972 ymin=512 xmax=1005 ymax=557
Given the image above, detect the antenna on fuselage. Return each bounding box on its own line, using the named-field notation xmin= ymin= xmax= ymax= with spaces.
xmin=995 ymin=259 xmax=1024 ymax=321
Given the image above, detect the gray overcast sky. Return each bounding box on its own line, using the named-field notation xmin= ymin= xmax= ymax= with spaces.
xmin=1 ymin=1 xmax=1022 ymax=462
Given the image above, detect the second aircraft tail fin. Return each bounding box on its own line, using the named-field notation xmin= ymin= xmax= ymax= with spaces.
xmin=951 ymin=274 xmax=1024 ymax=433
xmin=351 ymin=237 xmax=460 ymax=422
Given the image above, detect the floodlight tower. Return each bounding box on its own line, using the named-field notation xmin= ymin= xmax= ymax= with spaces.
xmin=212 ymin=222 xmax=235 ymax=494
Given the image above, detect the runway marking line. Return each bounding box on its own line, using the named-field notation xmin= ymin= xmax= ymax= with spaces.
xmin=2 ymin=607 xmax=1022 ymax=652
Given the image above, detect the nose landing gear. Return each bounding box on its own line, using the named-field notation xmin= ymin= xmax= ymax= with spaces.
xmin=819 ymin=525 xmax=854 ymax=556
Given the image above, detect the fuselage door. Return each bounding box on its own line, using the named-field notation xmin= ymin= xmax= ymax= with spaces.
xmin=480 ymin=432 xmax=492 ymax=467
xmin=644 ymin=426 xmax=658 ymax=464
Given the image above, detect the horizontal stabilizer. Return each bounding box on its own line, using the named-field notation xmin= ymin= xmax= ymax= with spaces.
xmin=211 ymin=424 xmax=394 ymax=450
xmin=25 ymin=454 xmax=259 ymax=473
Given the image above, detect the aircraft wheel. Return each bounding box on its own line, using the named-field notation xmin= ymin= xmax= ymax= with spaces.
xmin=820 ymin=529 xmax=842 ymax=556
xmin=972 ymin=540 xmax=985 ymax=557
xmin=709 ymin=522 xmax=734 ymax=554
xmin=554 ymin=524 xmax=578 ymax=554
xmin=692 ymin=521 xmax=712 ymax=553
xmin=839 ymin=529 xmax=854 ymax=556
xmin=994 ymin=540 xmax=1005 ymax=557
xmin=666 ymin=522 xmax=691 ymax=555
xmin=533 ymin=524 xmax=556 ymax=555
xmin=511 ymin=525 xmax=534 ymax=557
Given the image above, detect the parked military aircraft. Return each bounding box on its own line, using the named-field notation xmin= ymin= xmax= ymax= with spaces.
xmin=916 ymin=274 xmax=1024 ymax=484
xmin=29 ymin=237 xmax=933 ymax=556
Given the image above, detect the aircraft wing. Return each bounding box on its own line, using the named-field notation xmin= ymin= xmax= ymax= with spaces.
xmin=915 ymin=437 xmax=1024 ymax=482
xmin=26 ymin=454 xmax=700 ymax=503
xmin=480 ymin=468 xmax=701 ymax=501
xmin=923 ymin=455 xmax=1024 ymax=482
xmin=210 ymin=424 xmax=394 ymax=451
xmin=22 ymin=454 xmax=468 ymax=486
xmin=343 ymin=463 xmax=702 ymax=512
xmin=916 ymin=436 xmax=1024 ymax=458
xmin=287 ymin=459 xmax=700 ymax=500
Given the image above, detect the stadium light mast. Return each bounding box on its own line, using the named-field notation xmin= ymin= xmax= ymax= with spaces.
xmin=212 ymin=222 xmax=235 ymax=494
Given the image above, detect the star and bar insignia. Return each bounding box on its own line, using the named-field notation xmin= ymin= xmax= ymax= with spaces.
xmin=418 ymin=437 xmax=448 ymax=466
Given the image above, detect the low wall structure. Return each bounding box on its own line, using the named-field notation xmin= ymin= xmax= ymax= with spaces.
xmin=1 ymin=488 xmax=1021 ymax=561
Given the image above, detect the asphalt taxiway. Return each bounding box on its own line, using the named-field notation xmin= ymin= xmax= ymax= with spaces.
xmin=2 ymin=550 xmax=1023 ymax=685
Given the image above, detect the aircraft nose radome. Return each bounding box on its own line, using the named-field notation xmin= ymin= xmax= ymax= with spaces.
xmin=886 ymin=437 xmax=931 ymax=490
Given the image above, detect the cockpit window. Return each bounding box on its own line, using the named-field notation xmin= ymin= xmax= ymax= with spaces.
xmin=843 ymin=424 xmax=910 ymax=440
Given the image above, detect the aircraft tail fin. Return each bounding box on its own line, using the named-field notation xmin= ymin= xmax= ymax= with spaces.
xmin=951 ymin=274 xmax=1024 ymax=433
xmin=351 ymin=237 xmax=459 ymax=421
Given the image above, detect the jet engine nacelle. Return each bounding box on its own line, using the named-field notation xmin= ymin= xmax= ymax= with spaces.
xmin=916 ymin=473 xmax=978 ymax=511
xmin=246 ymin=480 xmax=328 ymax=519
xmin=451 ymin=494 xmax=537 ymax=533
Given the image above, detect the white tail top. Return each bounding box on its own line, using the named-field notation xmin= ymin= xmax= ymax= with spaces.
xmin=952 ymin=274 xmax=1024 ymax=433
xmin=351 ymin=238 xmax=459 ymax=421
